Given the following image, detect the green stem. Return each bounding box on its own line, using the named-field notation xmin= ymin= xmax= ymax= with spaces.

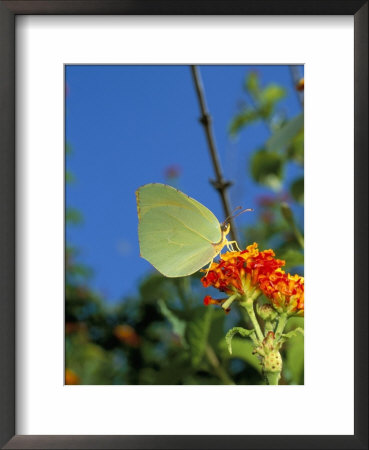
xmin=280 ymin=202 xmax=304 ymax=250
xmin=275 ymin=313 xmax=288 ymax=340
xmin=265 ymin=371 xmax=280 ymax=385
xmin=240 ymin=297 xmax=264 ymax=342
xmin=222 ymin=293 xmax=238 ymax=311
xmin=205 ymin=344 xmax=235 ymax=385
xmin=293 ymin=224 xmax=304 ymax=250
xmin=264 ymin=320 xmax=275 ymax=336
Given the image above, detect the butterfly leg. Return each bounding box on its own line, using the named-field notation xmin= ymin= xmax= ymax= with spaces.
xmin=204 ymin=258 xmax=214 ymax=276
xmin=227 ymin=240 xmax=242 ymax=252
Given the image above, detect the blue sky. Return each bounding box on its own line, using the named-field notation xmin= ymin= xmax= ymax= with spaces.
xmin=66 ymin=65 xmax=303 ymax=303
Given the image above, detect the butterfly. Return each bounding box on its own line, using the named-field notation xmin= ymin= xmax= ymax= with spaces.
xmin=136 ymin=183 xmax=249 ymax=277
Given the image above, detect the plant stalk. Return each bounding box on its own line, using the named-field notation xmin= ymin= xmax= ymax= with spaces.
xmin=275 ymin=313 xmax=288 ymax=340
xmin=190 ymin=65 xmax=239 ymax=244
xmin=293 ymin=224 xmax=305 ymax=250
xmin=240 ymin=297 xmax=264 ymax=342
xmin=265 ymin=370 xmax=281 ymax=385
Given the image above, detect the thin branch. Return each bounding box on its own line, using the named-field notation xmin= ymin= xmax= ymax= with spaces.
xmin=289 ymin=65 xmax=304 ymax=108
xmin=190 ymin=65 xmax=239 ymax=243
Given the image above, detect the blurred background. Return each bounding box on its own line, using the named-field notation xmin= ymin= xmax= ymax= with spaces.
xmin=65 ymin=65 xmax=304 ymax=385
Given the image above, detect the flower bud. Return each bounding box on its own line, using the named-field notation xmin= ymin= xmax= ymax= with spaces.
xmin=296 ymin=78 xmax=304 ymax=91
xmin=256 ymin=303 xmax=278 ymax=322
xmin=263 ymin=350 xmax=282 ymax=373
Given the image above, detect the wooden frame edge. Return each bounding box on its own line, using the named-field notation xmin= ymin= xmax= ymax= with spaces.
xmin=0 ymin=1 xmax=367 ymax=449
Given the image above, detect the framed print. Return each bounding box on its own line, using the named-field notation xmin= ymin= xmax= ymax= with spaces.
xmin=0 ymin=1 xmax=367 ymax=449
xmin=63 ymin=63 xmax=305 ymax=389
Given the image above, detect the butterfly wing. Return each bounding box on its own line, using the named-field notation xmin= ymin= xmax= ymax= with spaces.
xmin=136 ymin=184 xmax=222 ymax=277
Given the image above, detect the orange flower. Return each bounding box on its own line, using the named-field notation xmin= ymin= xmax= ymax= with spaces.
xmin=201 ymin=243 xmax=285 ymax=308
xmin=203 ymin=295 xmax=231 ymax=313
xmin=114 ymin=324 xmax=140 ymax=347
xmin=259 ymin=269 xmax=304 ymax=316
xmin=65 ymin=368 xmax=80 ymax=385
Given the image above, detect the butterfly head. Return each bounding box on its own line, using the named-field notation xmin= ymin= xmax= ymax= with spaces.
xmin=221 ymin=222 xmax=231 ymax=236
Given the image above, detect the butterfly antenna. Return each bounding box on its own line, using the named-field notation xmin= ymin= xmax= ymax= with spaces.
xmin=222 ymin=206 xmax=242 ymax=226
xmin=223 ymin=207 xmax=253 ymax=226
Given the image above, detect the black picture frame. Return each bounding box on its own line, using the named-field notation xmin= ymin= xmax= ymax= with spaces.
xmin=0 ymin=1 xmax=367 ymax=449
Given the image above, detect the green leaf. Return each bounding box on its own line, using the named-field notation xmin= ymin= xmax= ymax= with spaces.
xmin=66 ymin=170 xmax=75 ymax=184
xmin=260 ymin=85 xmax=286 ymax=107
xmin=229 ymin=109 xmax=260 ymax=136
xmin=287 ymin=129 xmax=304 ymax=164
xmin=284 ymin=332 xmax=304 ymax=384
xmin=139 ymin=273 xmax=174 ymax=303
xmin=223 ymin=337 xmax=262 ymax=373
xmin=186 ymin=307 xmax=213 ymax=367
xmin=266 ymin=113 xmax=304 ymax=153
xmin=282 ymin=327 xmax=304 ymax=340
xmin=147 ymin=352 xmax=192 ymax=385
xmin=280 ymin=202 xmax=304 ymax=249
xmin=225 ymin=327 xmax=255 ymax=355
xmin=250 ymin=149 xmax=284 ymax=190
xmin=290 ymin=177 xmax=304 ymax=203
xmin=69 ymin=263 xmax=93 ymax=279
xmin=158 ymin=299 xmax=187 ymax=344
xmin=244 ymin=71 xmax=260 ymax=97
xmin=258 ymin=85 xmax=286 ymax=118
xmin=207 ymin=309 xmax=227 ymax=351
xmin=280 ymin=202 xmax=295 ymax=226
xmin=278 ymin=248 xmax=304 ymax=270
xmin=283 ymin=318 xmax=304 ymax=384
xmin=66 ymin=207 xmax=83 ymax=225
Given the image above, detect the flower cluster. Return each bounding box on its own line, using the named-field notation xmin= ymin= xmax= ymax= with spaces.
xmin=259 ymin=269 xmax=304 ymax=316
xmin=202 ymin=243 xmax=284 ymax=295
xmin=201 ymin=243 xmax=304 ymax=316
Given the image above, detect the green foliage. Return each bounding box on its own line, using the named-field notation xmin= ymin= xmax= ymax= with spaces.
xmin=66 ymin=331 xmax=120 ymax=385
xmin=266 ymin=113 xmax=304 ymax=153
xmin=282 ymin=327 xmax=304 ymax=340
xmin=283 ymin=318 xmax=304 ymax=384
xmin=222 ymin=337 xmax=261 ymax=374
xmin=186 ymin=307 xmax=213 ymax=367
xmin=158 ymin=299 xmax=187 ymax=345
xmin=225 ymin=327 xmax=255 ymax=354
xmin=66 ymin=170 xmax=75 ymax=184
xmin=277 ymin=248 xmax=304 ymax=271
xmin=229 ymin=109 xmax=260 ymax=136
xmin=250 ymin=149 xmax=284 ymax=190
xmin=232 ymin=70 xmax=304 ymax=269
xmin=244 ymin=71 xmax=259 ymax=94
xmin=259 ymin=85 xmax=286 ymax=117
xmin=66 ymin=207 xmax=83 ymax=225
xmin=287 ymin=129 xmax=304 ymax=165
xmin=229 ymin=72 xmax=286 ymax=137
xmin=290 ymin=177 xmax=304 ymax=203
